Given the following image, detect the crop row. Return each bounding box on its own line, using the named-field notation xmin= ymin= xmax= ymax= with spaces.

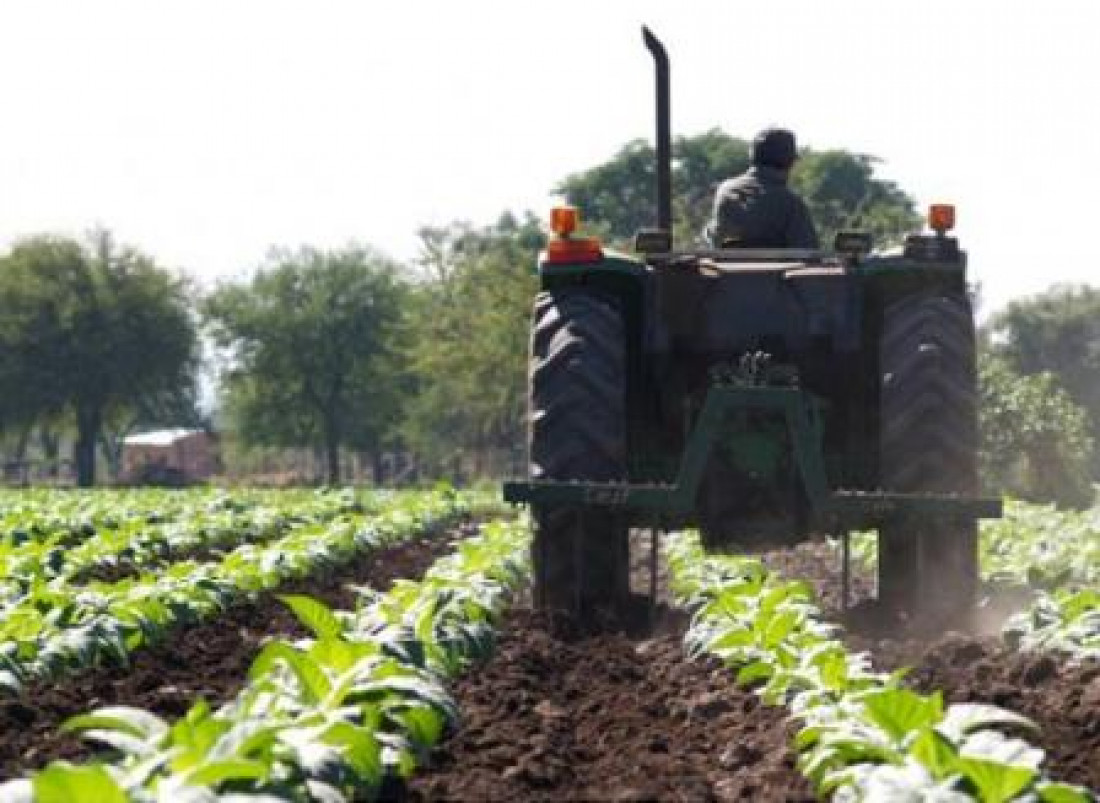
xmin=982 ymin=502 xmax=1100 ymax=657
xmin=0 ymin=518 xmax=530 ymax=802
xmin=982 ymin=502 xmax=1099 ymax=589
xmin=0 ymin=489 xmax=372 ymax=602
xmin=1004 ymin=589 xmax=1099 ymax=658
xmin=0 ymin=489 xmax=473 ymax=696
xmin=668 ymin=531 xmax=1093 ymax=802
xmin=0 ymin=488 xmax=361 ymax=546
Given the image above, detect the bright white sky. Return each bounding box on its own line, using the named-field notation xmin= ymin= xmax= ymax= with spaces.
xmin=1 ymin=0 xmax=1097 ymax=313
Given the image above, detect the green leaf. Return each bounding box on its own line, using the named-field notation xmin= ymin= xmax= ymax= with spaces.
xmin=708 ymin=628 xmax=754 ymax=651
xmin=1036 ymin=781 xmax=1095 ymax=803
xmin=207 ymin=719 xmax=281 ymax=762
xmin=167 ymin=703 xmax=234 ymax=772
xmin=938 ymin=703 xmax=1038 ymax=741
xmin=736 ymin=660 xmax=774 ymax=686
xmin=956 ymin=756 xmax=1037 ymax=803
xmin=763 ymin=609 xmax=800 ymax=648
xmin=352 ymin=674 xmax=456 ymax=721
xmin=249 ymin=642 xmax=331 ymax=704
xmin=181 ymin=758 xmax=268 ymax=788
xmin=278 ymin=595 xmax=344 ymax=640
xmin=308 ymin=638 xmax=375 ymax=675
xmin=32 ymin=763 xmax=127 ymax=803
xmin=399 ymin=705 xmax=446 ymax=750
xmin=911 ymin=727 xmax=959 ymax=778
xmin=62 ymin=706 xmax=168 ymax=739
xmin=321 ymin=721 xmax=382 ymax=784
xmin=862 ymin=689 xmax=943 ymax=743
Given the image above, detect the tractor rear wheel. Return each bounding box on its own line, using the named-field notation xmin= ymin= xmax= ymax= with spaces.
xmin=878 ymin=292 xmax=979 ymax=617
xmin=528 ymin=290 xmax=630 ymax=613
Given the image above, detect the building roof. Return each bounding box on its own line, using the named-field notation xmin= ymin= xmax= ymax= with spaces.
xmin=122 ymin=428 xmax=204 ymax=448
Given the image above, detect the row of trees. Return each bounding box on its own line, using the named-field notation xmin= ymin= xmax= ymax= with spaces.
xmin=1 ymin=129 xmax=1098 ymax=504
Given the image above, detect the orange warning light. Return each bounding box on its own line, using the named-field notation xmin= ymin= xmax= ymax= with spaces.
xmin=550 ymin=206 xmax=578 ymax=237
xmin=929 ymin=204 xmax=955 ymax=234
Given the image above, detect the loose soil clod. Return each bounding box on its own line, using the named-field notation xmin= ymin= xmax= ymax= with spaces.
xmin=407 ymin=608 xmax=815 ymax=802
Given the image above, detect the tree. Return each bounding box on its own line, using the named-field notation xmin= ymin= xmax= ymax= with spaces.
xmin=979 ymin=354 xmax=1095 ymax=508
xmin=0 ymin=231 xmax=198 ymax=486
xmin=205 ymin=246 xmax=406 ymax=484
xmin=556 ymin=129 xmax=921 ymax=248
xmin=402 ymin=213 xmax=541 ymax=472
xmin=988 ymin=284 xmax=1100 ymax=474
xmin=791 ymin=150 xmax=920 ymax=247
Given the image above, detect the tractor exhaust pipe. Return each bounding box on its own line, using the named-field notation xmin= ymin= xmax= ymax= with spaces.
xmin=643 ymin=26 xmax=672 ymax=243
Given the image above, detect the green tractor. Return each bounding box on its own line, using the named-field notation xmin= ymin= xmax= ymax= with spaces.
xmin=504 ymin=28 xmax=1000 ymax=621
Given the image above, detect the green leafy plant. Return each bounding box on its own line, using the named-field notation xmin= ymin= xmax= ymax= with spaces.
xmin=0 ymin=517 xmax=530 ymax=802
xmin=0 ymin=487 xmax=474 ymax=695
xmin=667 ymin=531 xmax=1094 ymax=801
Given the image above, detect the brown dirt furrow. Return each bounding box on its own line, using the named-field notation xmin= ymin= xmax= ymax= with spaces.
xmin=408 ymin=608 xmax=815 ymax=802
xmin=760 ymin=539 xmax=876 ymax=617
xmin=0 ymin=521 xmax=475 ymax=779
xmin=761 ymin=539 xmax=1100 ymax=791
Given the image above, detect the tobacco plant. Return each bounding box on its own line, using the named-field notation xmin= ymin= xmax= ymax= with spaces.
xmin=0 ymin=517 xmax=529 ymax=802
xmin=668 ymin=532 xmax=1094 ymax=802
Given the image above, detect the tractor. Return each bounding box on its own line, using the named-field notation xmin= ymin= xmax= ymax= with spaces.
xmin=504 ymin=28 xmax=1001 ymax=622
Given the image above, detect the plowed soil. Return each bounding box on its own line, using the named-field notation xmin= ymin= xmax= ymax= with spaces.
xmin=769 ymin=541 xmax=1100 ymax=791
xmin=0 ymin=522 xmax=474 ymax=778
xmin=407 ymin=608 xmax=815 ymax=802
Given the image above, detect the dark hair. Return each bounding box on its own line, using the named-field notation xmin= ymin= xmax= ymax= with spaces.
xmin=752 ymin=128 xmax=798 ymax=170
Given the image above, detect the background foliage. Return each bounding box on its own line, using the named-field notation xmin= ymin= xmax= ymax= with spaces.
xmin=0 ymin=130 xmax=1096 ymax=502
xmin=204 ymin=246 xmax=406 ymax=484
xmin=978 ymin=354 xmax=1095 ymax=508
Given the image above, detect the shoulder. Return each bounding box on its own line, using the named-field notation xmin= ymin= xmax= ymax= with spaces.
xmin=717 ymin=172 xmax=755 ymax=196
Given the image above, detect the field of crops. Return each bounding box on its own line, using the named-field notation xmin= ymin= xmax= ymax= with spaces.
xmin=0 ymin=489 xmax=1096 ymax=801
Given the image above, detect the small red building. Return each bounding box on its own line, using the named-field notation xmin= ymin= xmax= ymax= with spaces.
xmin=121 ymin=429 xmax=217 ymax=484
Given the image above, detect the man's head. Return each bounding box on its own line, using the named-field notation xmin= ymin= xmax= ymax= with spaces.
xmin=752 ymin=128 xmax=798 ymax=171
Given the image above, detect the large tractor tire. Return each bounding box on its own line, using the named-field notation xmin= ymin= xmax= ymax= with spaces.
xmin=528 ymin=290 xmax=630 ymax=613
xmin=878 ymin=292 xmax=979 ymax=617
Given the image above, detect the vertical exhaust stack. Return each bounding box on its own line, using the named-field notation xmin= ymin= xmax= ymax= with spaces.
xmin=643 ymin=26 xmax=672 ymax=246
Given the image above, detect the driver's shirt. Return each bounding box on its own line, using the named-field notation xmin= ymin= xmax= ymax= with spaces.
xmin=707 ymin=165 xmax=819 ymax=249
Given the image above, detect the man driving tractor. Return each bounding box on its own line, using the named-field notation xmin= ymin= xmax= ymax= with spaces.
xmin=706 ymin=127 xmax=819 ymax=249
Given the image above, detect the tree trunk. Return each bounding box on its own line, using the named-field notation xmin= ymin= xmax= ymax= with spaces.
xmin=13 ymin=424 xmax=32 ymax=463
xmin=322 ymin=412 xmax=341 ymax=486
xmin=74 ymin=404 xmax=101 ymax=487
xmin=39 ymin=428 xmax=60 ymax=480
xmin=372 ymin=452 xmax=385 ymax=486
xmin=99 ymin=432 xmax=123 ymax=482
xmin=10 ymin=425 xmax=33 ymax=485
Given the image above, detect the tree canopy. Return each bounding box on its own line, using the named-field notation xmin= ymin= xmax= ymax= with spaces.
xmin=988 ymin=284 xmax=1100 ymax=447
xmin=0 ymin=230 xmax=198 ymax=486
xmin=204 ymin=245 xmax=407 ymax=484
xmin=401 ymin=213 xmax=541 ymax=473
xmin=979 ymin=354 xmax=1095 ymax=508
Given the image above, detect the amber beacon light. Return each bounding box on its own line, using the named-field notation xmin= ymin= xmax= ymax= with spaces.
xmin=550 ymin=206 xmax=579 ymax=237
xmin=545 ymin=206 xmax=603 ymax=264
xmin=929 ymin=204 xmax=955 ymax=234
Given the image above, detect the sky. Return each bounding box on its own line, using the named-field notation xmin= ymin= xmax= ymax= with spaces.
xmin=1 ymin=0 xmax=1098 ymax=313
